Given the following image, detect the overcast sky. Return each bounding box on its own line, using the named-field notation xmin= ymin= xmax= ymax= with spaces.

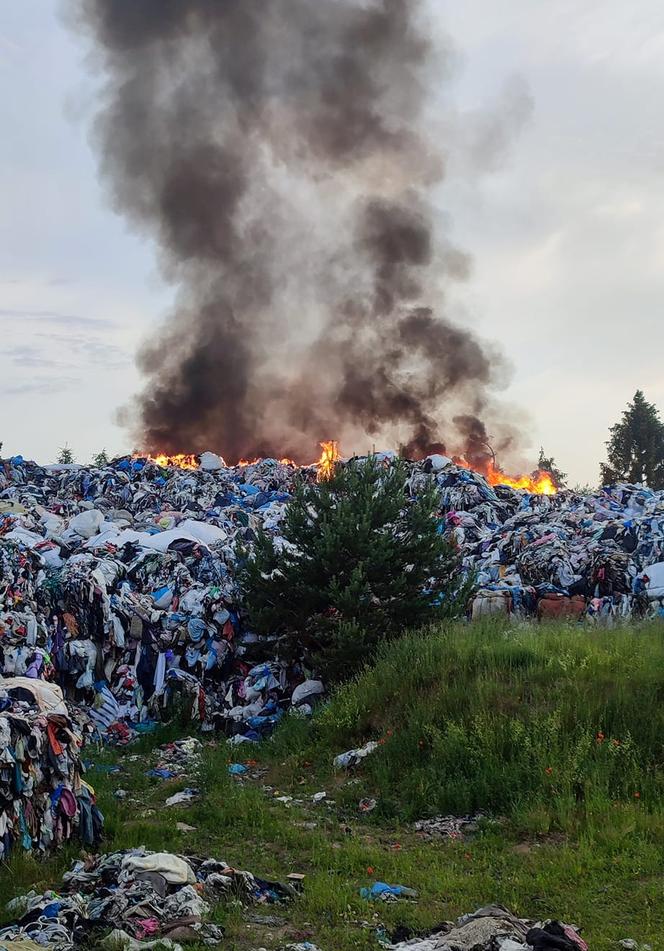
xmin=2 ymin=2 xmax=664 ymax=484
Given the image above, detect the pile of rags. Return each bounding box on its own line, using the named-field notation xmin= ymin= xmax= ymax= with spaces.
xmin=0 ymin=846 xmax=297 ymax=949
xmin=386 ymin=903 xmax=588 ymax=951
xmin=0 ymin=676 xmax=102 ymax=858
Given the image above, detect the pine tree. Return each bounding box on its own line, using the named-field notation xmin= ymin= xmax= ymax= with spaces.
xmin=57 ymin=445 xmax=75 ymax=465
xmin=93 ymin=449 xmax=109 ymax=467
xmin=572 ymin=483 xmax=596 ymax=495
xmin=241 ymin=456 xmax=471 ymax=681
xmin=535 ymin=447 xmax=567 ymax=488
xmin=600 ymin=391 xmax=664 ymax=488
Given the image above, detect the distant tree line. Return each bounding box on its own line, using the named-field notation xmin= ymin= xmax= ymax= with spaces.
xmin=521 ymin=390 xmax=664 ymax=491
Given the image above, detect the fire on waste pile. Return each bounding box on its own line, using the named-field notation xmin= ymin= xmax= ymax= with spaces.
xmin=1 ymin=447 xmax=664 ymax=759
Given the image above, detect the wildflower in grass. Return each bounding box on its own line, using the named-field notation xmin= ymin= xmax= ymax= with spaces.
xmin=612 ymin=739 xmax=621 ymax=747
xmin=367 ymin=866 xmax=374 ymax=875
xmin=634 ymin=791 xmax=641 ymax=799
xmin=545 ymin=767 xmax=553 ymax=775
xmin=596 ymin=731 xmax=605 ymax=743
xmin=386 ymin=729 xmax=393 ymax=738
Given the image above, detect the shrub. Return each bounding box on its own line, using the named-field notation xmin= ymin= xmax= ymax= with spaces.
xmin=241 ymin=456 xmax=470 ymax=680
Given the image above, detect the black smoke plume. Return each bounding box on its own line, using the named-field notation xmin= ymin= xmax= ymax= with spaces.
xmin=72 ymin=0 xmax=525 ymax=462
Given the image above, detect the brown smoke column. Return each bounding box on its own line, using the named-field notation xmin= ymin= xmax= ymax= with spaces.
xmin=72 ymin=0 xmax=522 ymax=462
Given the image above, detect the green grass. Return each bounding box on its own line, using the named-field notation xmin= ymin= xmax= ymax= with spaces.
xmin=269 ymin=620 xmax=664 ymax=826
xmin=1 ymin=622 xmax=663 ymax=949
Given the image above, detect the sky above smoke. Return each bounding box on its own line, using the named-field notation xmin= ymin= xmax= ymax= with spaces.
xmin=2 ymin=1 xmax=664 ymax=482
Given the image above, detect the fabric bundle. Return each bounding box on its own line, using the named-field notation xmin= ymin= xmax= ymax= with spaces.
xmin=0 ymin=846 xmax=295 ymax=949
xmin=0 ymin=677 xmax=102 ymax=858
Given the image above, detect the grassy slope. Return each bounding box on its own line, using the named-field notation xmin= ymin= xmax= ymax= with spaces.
xmin=1 ymin=623 xmax=663 ymax=950
xmin=278 ymin=620 xmax=664 ymax=823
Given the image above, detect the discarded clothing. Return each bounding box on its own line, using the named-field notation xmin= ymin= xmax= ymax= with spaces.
xmin=0 ymin=846 xmax=295 ymax=948
xmin=387 ymin=905 xmax=587 ymax=951
xmin=333 ymin=740 xmax=379 ymax=770
xmin=0 ymin=682 xmax=102 ymax=857
xmin=361 ymin=882 xmax=418 ymax=902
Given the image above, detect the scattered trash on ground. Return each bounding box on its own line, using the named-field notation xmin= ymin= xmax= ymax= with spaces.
xmin=413 ymin=813 xmax=487 ymax=840
xmin=385 ymin=904 xmax=588 ymax=950
xmin=149 ymin=737 xmax=202 ymax=778
xmin=360 ymin=881 xmax=418 ymax=902
xmin=333 ymin=740 xmax=379 ymax=770
xmin=0 ymin=846 xmax=297 ymax=948
xmin=164 ymin=787 xmax=200 ymax=807
xmin=252 ymin=944 xmax=324 ymax=951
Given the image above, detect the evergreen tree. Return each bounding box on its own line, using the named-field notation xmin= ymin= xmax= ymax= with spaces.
xmin=57 ymin=445 xmax=75 ymax=465
xmin=93 ymin=449 xmax=109 ymax=467
xmin=600 ymin=391 xmax=664 ymax=488
xmin=571 ymin=483 xmax=596 ymax=496
xmin=535 ymin=447 xmax=567 ymax=488
xmin=242 ymin=456 xmax=471 ymax=681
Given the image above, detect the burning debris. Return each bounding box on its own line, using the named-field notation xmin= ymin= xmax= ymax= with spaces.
xmin=140 ymin=444 xmax=556 ymax=495
xmin=139 ymin=441 xmax=342 ymax=483
xmin=316 ymin=441 xmax=340 ymax=482
xmin=462 ymin=460 xmax=557 ymax=496
xmin=146 ymin=454 xmax=200 ymax=471
xmin=73 ymin=0 xmax=531 ymax=464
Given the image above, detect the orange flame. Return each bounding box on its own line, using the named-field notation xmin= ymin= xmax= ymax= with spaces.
xmin=456 ymin=458 xmax=557 ymax=495
xmin=139 ymin=444 xmax=555 ymax=495
xmin=146 ymin=453 xmax=200 ymax=470
xmin=486 ymin=464 xmax=557 ymax=495
xmin=317 ymin=440 xmax=339 ymax=481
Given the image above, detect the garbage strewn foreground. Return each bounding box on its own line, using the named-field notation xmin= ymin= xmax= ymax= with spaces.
xmin=1 ymin=450 xmax=664 ymax=869
xmin=0 ymin=846 xmax=296 ymax=949
xmin=0 ymin=868 xmax=592 ymax=951
xmin=384 ymin=903 xmax=589 ymax=950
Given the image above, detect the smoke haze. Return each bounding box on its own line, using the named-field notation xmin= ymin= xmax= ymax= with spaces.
xmin=72 ymin=0 xmax=529 ymax=462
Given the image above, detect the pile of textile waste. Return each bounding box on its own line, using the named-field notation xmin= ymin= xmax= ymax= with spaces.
xmin=0 ymin=454 xmax=324 ymax=747
xmin=384 ymin=902 xmax=588 ymax=950
xmin=2 ymin=450 xmax=664 ymax=756
xmin=0 ymin=676 xmax=102 ymax=859
xmin=0 ymin=845 xmax=298 ymax=949
xmin=412 ymin=455 xmax=664 ymax=623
